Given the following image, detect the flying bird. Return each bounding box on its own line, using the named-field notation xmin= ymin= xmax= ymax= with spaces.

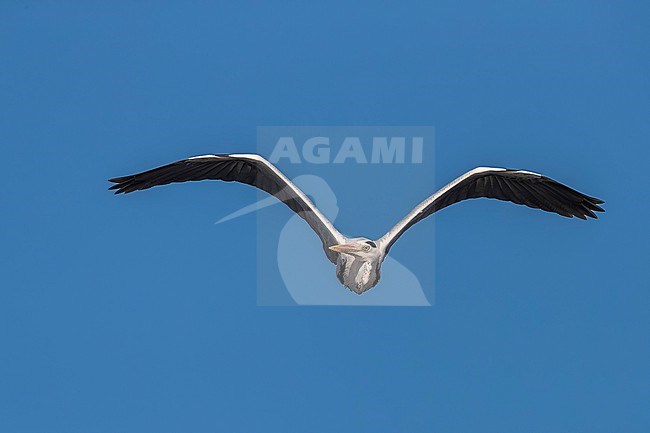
xmin=109 ymin=154 xmax=604 ymax=294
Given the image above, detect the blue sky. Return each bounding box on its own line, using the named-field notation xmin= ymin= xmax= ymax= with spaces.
xmin=1 ymin=1 xmax=649 ymax=432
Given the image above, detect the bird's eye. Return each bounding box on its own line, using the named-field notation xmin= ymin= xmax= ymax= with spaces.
xmin=363 ymin=245 xmax=371 ymax=251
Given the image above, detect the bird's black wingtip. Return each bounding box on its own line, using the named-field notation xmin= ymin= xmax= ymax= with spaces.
xmin=108 ymin=178 xmax=130 ymax=194
xmin=582 ymin=197 xmax=605 ymax=220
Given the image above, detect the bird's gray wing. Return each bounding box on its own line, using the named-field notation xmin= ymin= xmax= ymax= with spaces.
xmin=378 ymin=167 xmax=604 ymax=254
xmin=109 ymin=153 xmax=346 ymax=263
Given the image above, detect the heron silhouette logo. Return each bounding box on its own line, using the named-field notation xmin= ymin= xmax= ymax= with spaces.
xmin=217 ymin=173 xmax=432 ymax=306
xmin=223 ymin=126 xmax=437 ymax=306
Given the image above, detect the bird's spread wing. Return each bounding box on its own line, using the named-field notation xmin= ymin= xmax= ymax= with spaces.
xmin=109 ymin=154 xmax=346 ymax=262
xmin=378 ymin=167 xmax=605 ymax=253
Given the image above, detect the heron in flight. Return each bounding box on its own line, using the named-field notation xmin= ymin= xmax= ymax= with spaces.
xmin=109 ymin=154 xmax=604 ymax=294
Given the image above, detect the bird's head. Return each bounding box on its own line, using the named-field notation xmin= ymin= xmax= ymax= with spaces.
xmin=328 ymin=238 xmax=380 ymax=259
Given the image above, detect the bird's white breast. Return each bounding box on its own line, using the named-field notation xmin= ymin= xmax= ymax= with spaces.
xmin=355 ymin=261 xmax=373 ymax=287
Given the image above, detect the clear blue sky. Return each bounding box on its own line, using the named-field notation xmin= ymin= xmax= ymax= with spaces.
xmin=1 ymin=1 xmax=649 ymax=432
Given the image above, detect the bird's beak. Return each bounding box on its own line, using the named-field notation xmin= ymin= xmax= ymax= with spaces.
xmin=329 ymin=244 xmax=363 ymax=254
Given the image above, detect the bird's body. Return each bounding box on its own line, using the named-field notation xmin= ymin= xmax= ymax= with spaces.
xmin=333 ymin=238 xmax=384 ymax=293
xmin=109 ymin=154 xmax=604 ymax=294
